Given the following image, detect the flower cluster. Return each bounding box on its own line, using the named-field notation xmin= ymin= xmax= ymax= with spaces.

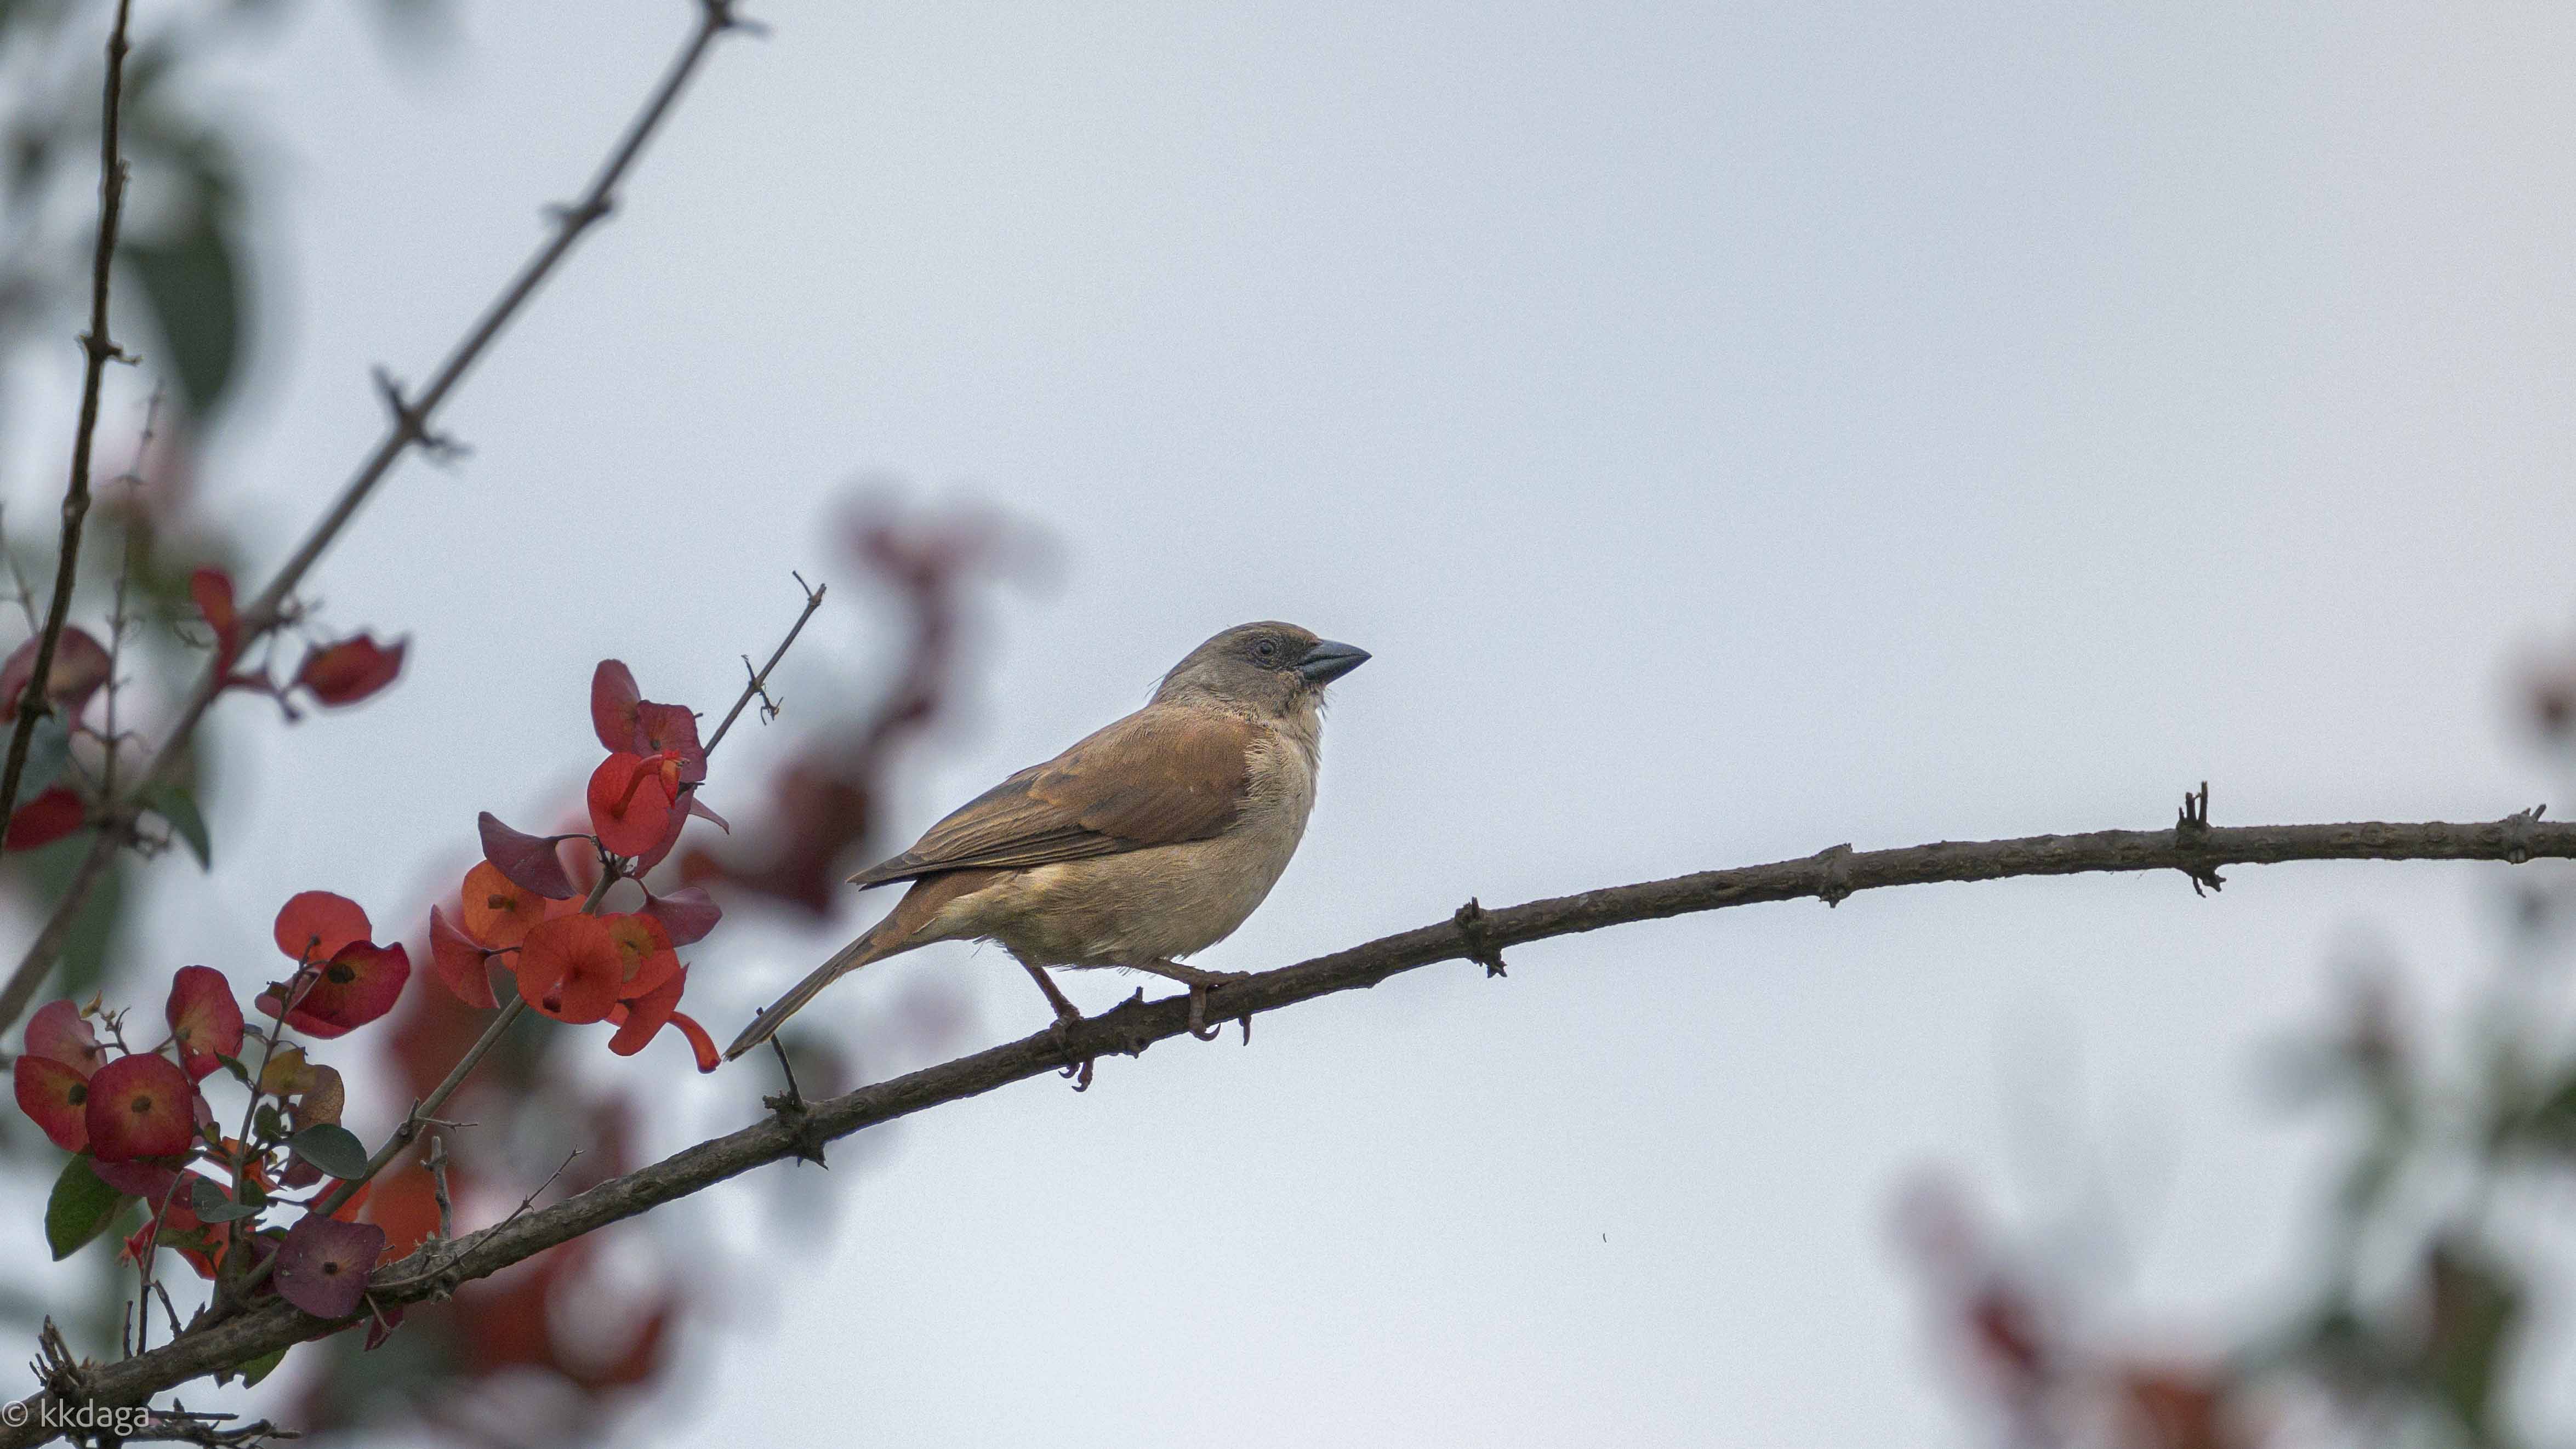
xmin=7 ymin=654 xmax=740 ymax=1390
xmin=9 ymin=891 xmax=409 ymax=1334
xmin=0 ymin=568 xmax=404 ymax=857
xmin=429 ymin=661 xmax=723 ymax=1071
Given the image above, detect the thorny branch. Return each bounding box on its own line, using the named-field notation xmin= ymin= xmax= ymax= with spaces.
xmin=0 ymin=0 xmax=756 ymax=1039
xmin=0 ymin=0 xmax=136 ymax=854
xmin=706 ymin=573 xmax=822 ymax=754
xmin=10 ymin=802 xmax=2576 ymax=1442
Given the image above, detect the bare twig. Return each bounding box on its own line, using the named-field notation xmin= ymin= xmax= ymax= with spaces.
xmin=705 ymin=573 xmax=823 ymax=754
xmin=98 ymin=389 xmax=161 ymax=805
xmin=18 ymin=805 xmax=2576 ymax=1435
xmin=0 ymin=0 xmax=136 ymax=841
xmin=0 ymin=510 xmax=43 ymax=634
xmin=0 ymin=0 xmax=755 ymax=1038
xmin=424 ymin=1135 xmax=452 ymax=1241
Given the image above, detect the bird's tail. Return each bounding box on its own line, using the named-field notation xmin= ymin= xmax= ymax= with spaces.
xmin=723 ymin=917 xmax=902 ymax=1062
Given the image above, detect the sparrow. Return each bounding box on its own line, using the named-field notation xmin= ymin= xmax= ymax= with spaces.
xmin=724 ymin=621 xmax=1369 ymax=1063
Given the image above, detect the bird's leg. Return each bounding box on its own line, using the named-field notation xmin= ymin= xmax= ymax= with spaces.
xmin=1131 ymin=959 xmax=1249 ymax=1041
xmin=1023 ymin=962 xmax=1095 ymax=1090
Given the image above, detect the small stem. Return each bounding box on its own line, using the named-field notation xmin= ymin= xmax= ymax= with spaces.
xmin=98 ymin=390 xmax=157 ymax=806
xmin=0 ymin=0 xmax=136 ymax=842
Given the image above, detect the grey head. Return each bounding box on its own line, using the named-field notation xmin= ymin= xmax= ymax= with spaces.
xmin=1154 ymin=621 xmax=1370 ymax=715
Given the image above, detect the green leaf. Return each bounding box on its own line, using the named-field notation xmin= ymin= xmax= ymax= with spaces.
xmin=45 ymin=1154 xmax=128 ymax=1261
xmin=289 ymin=1123 xmax=369 ymax=1180
xmin=146 ymin=783 xmax=210 ymax=870
xmin=19 ymin=713 xmax=71 ymax=799
xmin=212 ymin=1051 xmax=250 ymax=1085
xmin=218 ymin=1345 xmax=288 ymax=1389
xmin=187 ymin=1177 xmax=261 ymax=1224
xmin=252 ymin=1102 xmax=285 ymax=1144
xmin=122 ymin=207 xmax=243 ymax=418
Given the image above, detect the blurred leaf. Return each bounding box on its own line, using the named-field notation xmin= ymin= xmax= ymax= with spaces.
xmin=18 ymin=711 xmax=70 ymax=798
xmin=24 ymin=828 xmax=124 ymax=999
xmin=145 ymin=782 xmax=208 ymax=869
xmin=2521 ymin=1069 xmax=2576 ymax=1149
xmin=288 ymin=1122 xmax=367 ymax=1180
xmin=217 ymin=1344 xmax=287 ymax=1389
xmin=121 ymin=208 xmax=242 ymax=417
xmin=45 ymin=1153 xmax=124 ymax=1260
xmin=2424 ymin=1240 xmax=2521 ymax=1441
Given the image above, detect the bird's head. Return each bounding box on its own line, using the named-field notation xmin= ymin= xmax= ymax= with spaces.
xmin=1155 ymin=621 xmax=1370 ymax=717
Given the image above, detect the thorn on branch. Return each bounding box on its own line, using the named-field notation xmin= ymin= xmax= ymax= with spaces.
xmin=544 ymin=197 xmax=612 ymax=231
xmin=371 ymin=367 xmax=465 ymax=462
xmin=1810 ymin=842 xmax=1856 ymax=907
xmin=2175 ymin=780 xmax=2224 ymax=895
xmin=702 ymin=0 xmax=771 ymax=36
xmin=1454 ymin=898 xmax=1509 ymax=978
xmin=762 ymin=1036 xmax=828 ymax=1167
xmin=739 ymin=653 xmax=781 ymax=727
xmin=81 ymin=328 xmax=135 ymax=367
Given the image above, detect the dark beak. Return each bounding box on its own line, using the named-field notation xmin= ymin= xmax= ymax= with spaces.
xmin=1296 ymin=638 xmax=1370 ymax=685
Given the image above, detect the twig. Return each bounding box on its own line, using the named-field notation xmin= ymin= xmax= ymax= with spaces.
xmin=98 ymin=389 xmax=161 ymax=805
xmin=0 ymin=510 xmax=42 ymax=634
xmin=22 ymin=805 xmax=2576 ymax=1432
xmin=425 ymin=1135 xmax=452 ymax=1241
xmin=705 ymin=573 xmax=823 ymax=754
xmin=0 ymin=0 xmax=136 ymax=843
xmin=0 ymin=0 xmax=755 ymax=1039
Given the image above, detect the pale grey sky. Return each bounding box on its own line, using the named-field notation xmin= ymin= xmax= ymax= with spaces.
xmin=12 ymin=1 xmax=2576 ymax=1444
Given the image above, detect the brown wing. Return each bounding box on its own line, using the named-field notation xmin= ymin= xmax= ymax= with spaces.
xmin=847 ymin=706 xmax=1255 ymax=888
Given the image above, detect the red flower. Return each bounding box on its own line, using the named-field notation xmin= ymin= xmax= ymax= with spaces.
xmin=191 ymin=568 xmax=241 ymax=676
xmin=166 ymin=966 xmax=244 ymax=1081
xmin=14 ymin=1056 xmax=90 ymax=1151
xmin=0 ymin=625 xmax=111 ymax=722
xmin=295 ymin=633 xmax=407 ymax=707
xmin=586 ymin=752 xmax=677 ymax=858
xmin=428 ymin=906 xmax=501 ymax=1010
xmin=516 ymin=915 xmax=625 ymax=1024
xmin=273 ymin=891 xmax=372 ymax=965
xmin=260 ymin=941 xmax=411 ymax=1038
xmin=459 ymin=860 xmax=555 ymax=949
xmin=86 ymin=1053 xmax=197 ymax=1163
xmin=24 ymin=999 xmax=102 ymax=1074
xmin=14 ymin=1000 xmax=104 ymax=1150
xmin=591 ymin=661 xmax=706 ymax=784
xmin=600 ymin=913 xmax=680 ymax=1000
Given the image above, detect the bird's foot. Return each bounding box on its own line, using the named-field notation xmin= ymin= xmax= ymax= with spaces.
xmin=1187 ymin=985 xmax=1226 ymax=1041
xmin=1048 ymin=1005 xmax=1097 ymax=1092
xmin=1142 ymin=962 xmax=1250 ymax=1042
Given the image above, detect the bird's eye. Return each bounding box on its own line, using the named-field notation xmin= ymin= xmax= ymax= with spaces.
xmin=1253 ymin=640 xmax=1278 ymax=661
